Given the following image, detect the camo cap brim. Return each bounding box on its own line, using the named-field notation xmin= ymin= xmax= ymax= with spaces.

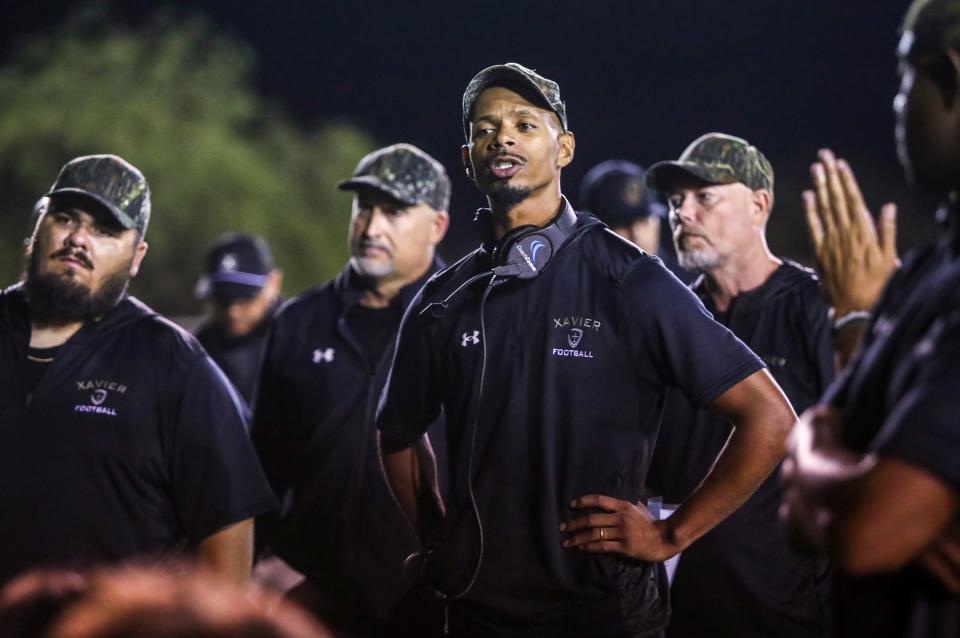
xmin=645 ymin=132 xmax=774 ymax=194
xmin=338 ymin=175 xmax=421 ymax=207
xmin=644 ymin=161 xmax=740 ymax=193
xmin=462 ymin=63 xmax=567 ymax=140
xmin=43 ymin=189 xmax=138 ymax=229
xmin=338 ymin=143 xmax=451 ymax=212
xmin=45 ymin=154 xmax=151 ymax=236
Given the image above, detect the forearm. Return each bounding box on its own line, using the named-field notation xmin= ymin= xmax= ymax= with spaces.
xmin=670 ymin=373 xmax=795 ymax=550
xmin=673 ymin=418 xmax=789 ymax=549
xmin=379 ymin=435 xmax=444 ymax=543
xmin=197 ymin=519 xmax=254 ymax=586
xmin=559 ymin=374 xmax=792 ymax=562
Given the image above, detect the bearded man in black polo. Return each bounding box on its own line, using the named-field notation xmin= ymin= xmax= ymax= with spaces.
xmin=0 ymin=155 xmax=277 ymax=587
xmin=645 ymin=133 xmax=833 ymax=638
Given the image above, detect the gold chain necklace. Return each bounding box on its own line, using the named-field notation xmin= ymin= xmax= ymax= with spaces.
xmin=26 ymin=353 xmax=55 ymax=364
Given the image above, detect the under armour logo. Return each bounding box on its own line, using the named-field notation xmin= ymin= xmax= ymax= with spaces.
xmin=312 ymin=347 xmax=335 ymax=363
xmin=461 ymin=331 xmax=480 ymax=347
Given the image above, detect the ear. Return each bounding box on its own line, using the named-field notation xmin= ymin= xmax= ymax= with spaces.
xmin=461 ymin=145 xmax=475 ymax=182
xmin=129 ymin=241 xmax=148 ymax=278
xmin=556 ymin=130 xmax=575 ymax=169
xmin=430 ymin=210 xmax=450 ymax=245
xmin=27 ymin=203 xmax=49 ymax=250
xmin=31 ymin=197 xmax=49 ymax=233
xmin=265 ymin=268 xmax=283 ymax=294
xmin=751 ymin=189 xmax=773 ymax=225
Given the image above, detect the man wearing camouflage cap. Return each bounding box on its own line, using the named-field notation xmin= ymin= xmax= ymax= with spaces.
xmin=0 ymin=155 xmax=277 ymax=586
xmin=251 ymin=143 xmax=449 ymax=636
xmin=376 ymin=64 xmax=796 ymax=636
xmin=645 ymin=133 xmax=833 ymax=638
xmin=782 ymin=1 xmax=960 ymax=635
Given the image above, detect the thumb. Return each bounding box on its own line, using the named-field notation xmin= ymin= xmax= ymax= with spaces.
xmin=879 ymin=203 xmax=898 ymax=261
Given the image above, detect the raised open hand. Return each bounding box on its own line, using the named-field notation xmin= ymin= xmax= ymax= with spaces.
xmin=802 ymin=149 xmax=899 ymax=316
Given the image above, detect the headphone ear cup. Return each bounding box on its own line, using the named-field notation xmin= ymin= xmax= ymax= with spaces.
xmin=490 ymin=204 xmax=576 ymax=276
xmin=496 ymin=227 xmax=533 ymax=265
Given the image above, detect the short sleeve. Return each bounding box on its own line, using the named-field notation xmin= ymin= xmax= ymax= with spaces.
xmin=376 ymin=290 xmax=443 ymax=452
xmin=169 ymin=356 xmax=278 ymax=543
xmin=619 ymin=258 xmax=764 ymax=407
xmin=869 ymin=324 xmax=960 ymax=491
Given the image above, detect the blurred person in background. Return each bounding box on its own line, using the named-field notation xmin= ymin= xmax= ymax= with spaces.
xmin=579 ymin=160 xmax=666 ymax=254
xmin=252 ymin=143 xmax=449 ymax=637
xmin=579 ymin=159 xmax=691 ymax=281
xmin=0 ymin=154 xmax=276 ymax=588
xmin=194 ymin=233 xmax=283 ymax=406
xmin=645 ymin=133 xmax=833 ymax=638
xmin=782 ymin=0 xmax=960 ymax=635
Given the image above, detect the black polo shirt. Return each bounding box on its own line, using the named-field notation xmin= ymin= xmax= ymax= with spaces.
xmin=0 ymin=285 xmax=277 ymax=584
xmin=377 ymin=204 xmax=764 ymax=636
xmin=649 ymin=262 xmax=833 ymax=638
xmin=252 ymin=262 xmax=444 ymax=623
xmin=823 ymin=209 xmax=960 ymax=638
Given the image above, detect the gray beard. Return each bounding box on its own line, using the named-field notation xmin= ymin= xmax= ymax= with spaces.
xmin=350 ymin=255 xmax=394 ymax=280
xmin=23 ymin=249 xmax=131 ymax=326
xmin=677 ymin=247 xmax=724 ymax=272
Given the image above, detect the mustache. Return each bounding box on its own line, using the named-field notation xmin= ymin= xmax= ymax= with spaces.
xmin=50 ymin=247 xmax=93 ymax=269
xmin=354 ymin=240 xmax=391 ymax=255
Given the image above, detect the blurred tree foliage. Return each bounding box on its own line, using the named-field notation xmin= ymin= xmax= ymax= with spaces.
xmin=0 ymin=5 xmax=375 ymax=314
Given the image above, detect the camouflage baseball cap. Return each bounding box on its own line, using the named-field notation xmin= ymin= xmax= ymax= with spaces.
xmin=45 ymin=154 xmax=151 ymax=236
xmin=338 ymin=143 xmax=451 ymax=211
xmin=645 ymin=133 xmax=774 ymax=194
xmin=462 ymin=62 xmax=567 ymax=140
xmin=901 ymin=0 xmax=960 ymax=56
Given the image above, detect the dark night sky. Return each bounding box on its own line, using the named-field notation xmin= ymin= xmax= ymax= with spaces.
xmin=1 ymin=0 xmax=941 ymax=261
